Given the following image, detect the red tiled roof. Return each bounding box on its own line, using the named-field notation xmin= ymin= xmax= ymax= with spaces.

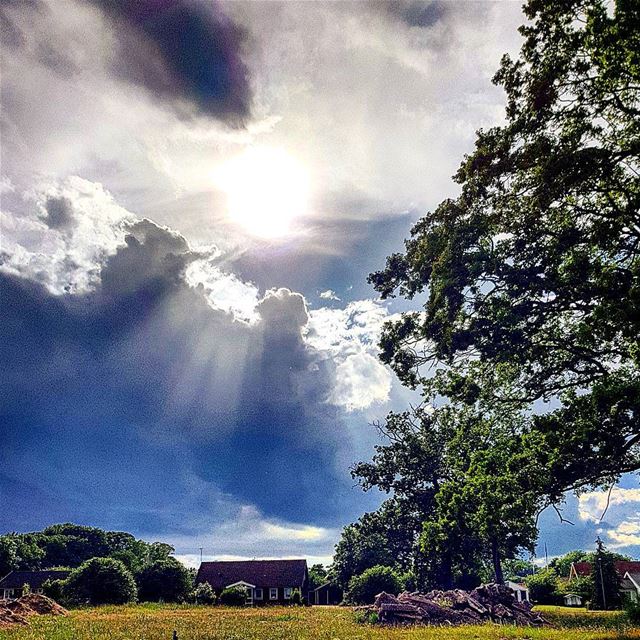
xmin=571 ymin=561 xmax=640 ymax=578
xmin=571 ymin=562 xmax=592 ymax=577
xmin=196 ymin=560 xmax=307 ymax=589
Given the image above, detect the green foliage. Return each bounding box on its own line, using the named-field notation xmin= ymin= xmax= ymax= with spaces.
xmin=526 ymin=567 xmax=561 ymax=605
xmin=503 ymin=558 xmax=536 ymax=581
xmin=193 ymin=581 xmax=216 ymax=605
xmin=346 ymin=565 xmax=402 ymax=605
xmin=308 ymin=564 xmax=328 ymax=590
xmin=331 ymin=496 xmax=421 ymax=589
xmin=354 ymin=609 xmax=379 ymax=624
xmin=219 ymin=587 xmax=246 ymax=606
xmin=0 ymin=524 xmax=174 ymax=576
xmin=290 ymin=589 xmax=303 ymax=606
xmin=367 ymin=0 xmax=640 ymax=536
xmin=565 ymin=575 xmax=594 ymax=603
xmin=624 ymin=598 xmax=640 ymax=624
xmin=63 ymin=557 xmax=137 ymax=605
xmin=351 ymin=405 xmax=541 ymax=589
xmin=41 ymin=578 xmax=67 ymax=605
xmin=136 ymin=558 xmax=192 ymax=603
xmin=591 ymin=538 xmax=622 ymax=610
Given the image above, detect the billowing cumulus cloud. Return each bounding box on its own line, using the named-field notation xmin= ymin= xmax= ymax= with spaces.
xmin=306 ymin=300 xmax=395 ymax=411
xmin=0 ymin=179 xmax=388 ymax=551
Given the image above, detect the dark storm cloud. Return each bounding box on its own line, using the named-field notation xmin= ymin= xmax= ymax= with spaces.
xmin=0 ymin=219 xmax=363 ymax=536
xmin=88 ymin=0 xmax=252 ymax=124
xmin=377 ymin=0 xmax=449 ymax=28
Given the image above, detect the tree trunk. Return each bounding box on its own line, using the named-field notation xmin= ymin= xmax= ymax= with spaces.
xmin=441 ymin=550 xmax=454 ymax=590
xmin=491 ymin=539 xmax=504 ymax=584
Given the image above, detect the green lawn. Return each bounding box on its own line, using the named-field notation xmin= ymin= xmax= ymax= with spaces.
xmin=1 ymin=603 xmax=639 ymax=640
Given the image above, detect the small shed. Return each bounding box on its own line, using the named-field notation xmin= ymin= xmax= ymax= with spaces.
xmin=563 ymin=593 xmax=583 ymax=607
xmin=310 ymin=582 xmax=342 ymax=605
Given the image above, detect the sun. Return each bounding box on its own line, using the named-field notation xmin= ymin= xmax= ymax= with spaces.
xmin=215 ymin=147 xmax=310 ymax=239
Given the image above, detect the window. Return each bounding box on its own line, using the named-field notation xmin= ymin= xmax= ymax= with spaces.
xmin=3 ymin=589 xmax=15 ymax=599
xmin=269 ymin=588 xmax=278 ymax=600
xmin=284 ymin=588 xmax=292 ymax=599
xmin=254 ymin=588 xmax=263 ymax=600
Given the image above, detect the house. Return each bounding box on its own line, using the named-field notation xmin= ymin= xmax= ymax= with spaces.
xmin=563 ymin=593 xmax=583 ymax=607
xmin=621 ymin=572 xmax=640 ymax=602
xmin=0 ymin=570 xmax=70 ymax=600
xmin=310 ymin=582 xmax=342 ymax=605
xmin=196 ymin=559 xmax=308 ymax=605
xmin=504 ymin=580 xmax=529 ymax=603
xmin=569 ymin=561 xmax=640 ymax=602
xmin=569 ymin=560 xmax=640 ymax=581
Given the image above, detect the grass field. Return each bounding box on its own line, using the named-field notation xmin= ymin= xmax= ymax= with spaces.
xmin=1 ymin=603 xmax=639 ymax=640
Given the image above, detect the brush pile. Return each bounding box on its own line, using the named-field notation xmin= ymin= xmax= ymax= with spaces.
xmin=359 ymin=583 xmax=546 ymax=627
xmin=0 ymin=594 xmax=67 ymax=628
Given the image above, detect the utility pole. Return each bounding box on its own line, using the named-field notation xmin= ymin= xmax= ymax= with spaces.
xmin=199 ymin=547 xmax=203 ymax=564
xmin=596 ymin=536 xmax=607 ymax=610
xmin=544 ymin=541 xmax=548 ymax=568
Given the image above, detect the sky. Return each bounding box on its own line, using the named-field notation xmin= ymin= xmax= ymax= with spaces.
xmin=1 ymin=0 xmax=638 ymax=568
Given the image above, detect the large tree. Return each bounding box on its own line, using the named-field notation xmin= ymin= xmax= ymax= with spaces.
xmin=369 ymin=0 xmax=640 ymax=509
xmin=351 ymin=405 xmax=542 ymax=587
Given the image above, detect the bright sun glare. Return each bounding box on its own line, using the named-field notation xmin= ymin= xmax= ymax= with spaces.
xmin=215 ymin=147 xmax=310 ymax=239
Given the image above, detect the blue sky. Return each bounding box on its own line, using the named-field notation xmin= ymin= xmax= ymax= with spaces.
xmin=1 ymin=0 xmax=638 ymax=568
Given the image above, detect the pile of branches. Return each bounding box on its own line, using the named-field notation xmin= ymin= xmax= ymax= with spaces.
xmin=359 ymin=583 xmax=546 ymax=627
xmin=0 ymin=594 xmax=67 ymax=628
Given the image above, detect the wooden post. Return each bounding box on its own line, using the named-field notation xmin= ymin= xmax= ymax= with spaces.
xmin=172 ymin=631 xmax=178 ymax=640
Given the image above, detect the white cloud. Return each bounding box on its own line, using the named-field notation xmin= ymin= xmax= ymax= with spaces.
xmin=306 ymin=299 xmax=394 ymax=411
xmin=170 ymin=503 xmax=337 ymax=568
xmin=333 ymin=351 xmax=392 ymax=412
xmin=319 ymin=289 xmax=340 ymax=301
xmin=185 ymin=254 xmax=260 ymax=325
xmin=578 ymin=488 xmax=640 ymax=523
xmin=0 ymin=176 xmax=134 ymax=294
xmin=607 ymin=518 xmax=640 ymax=549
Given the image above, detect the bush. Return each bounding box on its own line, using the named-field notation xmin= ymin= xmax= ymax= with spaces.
xmin=219 ymin=586 xmax=246 ymax=606
xmin=625 ymin=598 xmax=640 ymax=623
xmin=194 ymin=581 xmax=216 ymax=605
xmin=42 ymin=578 xmax=67 ymax=605
xmin=64 ymin=557 xmax=137 ymax=605
xmin=136 ymin=558 xmax=192 ymax=603
xmin=526 ymin=567 xmax=561 ymax=605
xmin=290 ymin=589 xmax=303 ymax=606
xmin=346 ymin=565 xmax=402 ymax=605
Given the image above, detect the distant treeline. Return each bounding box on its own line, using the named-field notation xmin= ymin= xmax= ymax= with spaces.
xmin=0 ymin=523 xmax=174 ymax=576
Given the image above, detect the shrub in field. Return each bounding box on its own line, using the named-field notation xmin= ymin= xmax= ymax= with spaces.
xmin=526 ymin=568 xmax=561 ymax=605
xmin=194 ymin=581 xmax=216 ymax=605
xmin=64 ymin=557 xmax=137 ymax=605
xmin=290 ymin=589 xmax=303 ymax=606
xmin=624 ymin=598 xmax=640 ymax=624
xmin=137 ymin=558 xmax=192 ymax=603
xmin=42 ymin=578 xmax=68 ymax=605
xmin=219 ymin=586 xmax=246 ymax=606
xmin=346 ymin=565 xmax=402 ymax=605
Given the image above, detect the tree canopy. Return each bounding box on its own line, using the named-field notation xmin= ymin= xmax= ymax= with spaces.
xmin=0 ymin=523 xmax=174 ymax=576
xmin=369 ymin=0 xmax=640 ymax=503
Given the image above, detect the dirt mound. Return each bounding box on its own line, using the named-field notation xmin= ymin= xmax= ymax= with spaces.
xmin=15 ymin=593 xmax=68 ymax=616
xmin=0 ymin=606 xmax=28 ymax=629
xmin=359 ymin=583 xmax=546 ymax=627
xmin=0 ymin=594 xmax=67 ymax=628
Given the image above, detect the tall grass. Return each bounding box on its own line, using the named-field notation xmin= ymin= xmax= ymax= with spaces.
xmin=1 ymin=603 xmax=639 ymax=640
